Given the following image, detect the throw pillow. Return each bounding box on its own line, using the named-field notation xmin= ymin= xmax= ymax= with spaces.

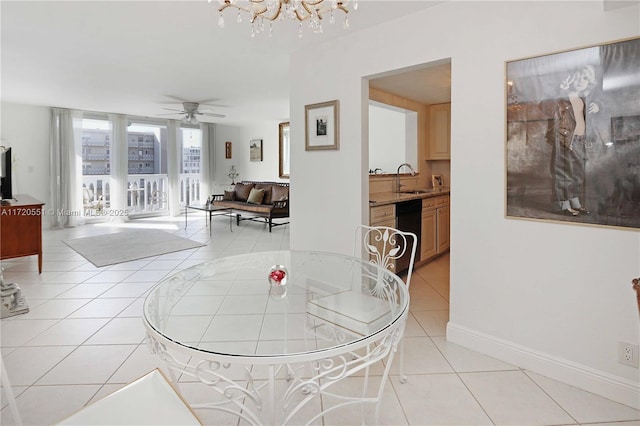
xmin=234 ymin=183 xmax=254 ymax=202
xmin=255 ymin=183 xmax=272 ymax=204
xmin=247 ymin=188 xmax=265 ymax=205
xmin=271 ymin=185 xmax=289 ymax=202
xmin=223 ymin=190 xmax=235 ymax=201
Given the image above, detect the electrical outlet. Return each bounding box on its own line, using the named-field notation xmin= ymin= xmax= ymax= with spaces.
xmin=618 ymin=341 xmax=639 ymax=367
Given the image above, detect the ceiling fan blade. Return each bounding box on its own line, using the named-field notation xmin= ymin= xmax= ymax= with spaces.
xmin=198 ymin=112 xmax=226 ymax=118
xmin=162 ymin=107 xmax=187 ymax=113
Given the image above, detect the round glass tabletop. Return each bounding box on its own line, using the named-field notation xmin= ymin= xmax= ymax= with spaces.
xmin=143 ymin=250 xmax=409 ymax=362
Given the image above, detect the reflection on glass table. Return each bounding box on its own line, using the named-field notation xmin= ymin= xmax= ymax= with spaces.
xmin=142 ymin=250 xmax=409 ymax=425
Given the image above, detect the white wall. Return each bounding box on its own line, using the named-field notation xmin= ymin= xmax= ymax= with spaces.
xmin=0 ymin=102 xmax=51 ymax=209
xmin=290 ymin=1 xmax=639 ymax=407
xmin=213 ymin=121 xmax=287 ymax=189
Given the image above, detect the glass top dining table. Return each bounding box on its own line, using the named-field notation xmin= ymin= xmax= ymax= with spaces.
xmin=142 ymin=250 xmax=409 ymax=425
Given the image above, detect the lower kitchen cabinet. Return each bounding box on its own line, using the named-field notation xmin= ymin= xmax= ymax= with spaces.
xmin=421 ymin=195 xmax=449 ymax=261
xmin=437 ymin=204 xmax=450 ymax=253
xmin=421 ymin=199 xmax=438 ymax=260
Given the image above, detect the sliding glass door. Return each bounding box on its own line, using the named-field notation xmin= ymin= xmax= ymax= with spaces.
xmin=81 ymin=117 xmax=112 ymax=218
xmin=179 ymin=126 xmax=202 ymax=206
xmin=126 ymin=121 xmax=169 ymax=216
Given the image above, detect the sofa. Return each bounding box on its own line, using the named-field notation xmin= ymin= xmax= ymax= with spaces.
xmin=212 ymin=181 xmax=289 ymax=232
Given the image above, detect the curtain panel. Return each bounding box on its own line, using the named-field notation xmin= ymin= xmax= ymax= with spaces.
xmin=108 ymin=114 xmax=129 ymax=222
xmin=200 ymin=123 xmax=215 ymax=201
xmin=49 ymin=108 xmax=83 ymax=228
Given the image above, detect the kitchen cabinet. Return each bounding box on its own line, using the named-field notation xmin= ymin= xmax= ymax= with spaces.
xmin=370 ymin=204 xmax=395 ymax=227
xmin=426 ymin=103 xmax=450 ymax=160
xmin=421 ymin=195 xmax=449 ymax=261
xmin=437 ymin=203 xmax=450 ymax=253
xmin=421 ymin=198 xmax=438 ymax=260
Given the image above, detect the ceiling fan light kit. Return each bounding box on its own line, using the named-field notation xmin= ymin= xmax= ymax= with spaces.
xmin=160 ymin=101 xmax=226 ymax=123
xmin=212 ymin=0 xmax=357 ymax=37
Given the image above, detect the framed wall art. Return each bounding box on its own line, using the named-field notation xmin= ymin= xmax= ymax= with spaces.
xmin=250 ymin=139 xmax=263 ymax=162
xmin=279 ymin=122 xmax=290 ymax=178
xmin=225 ymin=141 xmax=232 ymax=159
xmin=505 ymin=37 xmax=640 ymax=230
xmin=305 ymin=100 xmax=339 ymax=151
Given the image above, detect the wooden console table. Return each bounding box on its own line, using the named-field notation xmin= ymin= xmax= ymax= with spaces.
xmin=1 ymin=194 xmax=45 ymax=273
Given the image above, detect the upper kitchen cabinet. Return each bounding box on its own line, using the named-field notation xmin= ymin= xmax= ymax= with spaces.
xmin=426 ymin=102 xmax=451 ymax=160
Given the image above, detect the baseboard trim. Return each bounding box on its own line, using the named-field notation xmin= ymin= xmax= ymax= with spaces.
xmin=447 ymin=322 xmax=640 ymax=409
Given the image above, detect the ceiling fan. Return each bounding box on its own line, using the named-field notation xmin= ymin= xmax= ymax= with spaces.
xmin=160 ymin=101 xmax=226 ymax=124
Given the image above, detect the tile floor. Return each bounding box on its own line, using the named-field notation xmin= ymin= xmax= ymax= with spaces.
xmin=1 ymin=214 xmax=639 ymax=425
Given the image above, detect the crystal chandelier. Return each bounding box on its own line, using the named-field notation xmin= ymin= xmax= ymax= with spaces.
xmin=211 ymin=0 xmax=357 ymax=37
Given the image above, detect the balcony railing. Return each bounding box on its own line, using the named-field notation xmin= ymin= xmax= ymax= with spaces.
xmin=82 ymin=173 xmax=202 ymax=216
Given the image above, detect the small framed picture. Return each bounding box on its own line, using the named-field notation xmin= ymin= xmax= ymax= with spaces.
xmin=250 ymin=139 xmax=263 ymax=162
xmin=305 ymin=100 xmax=339 ymax=151
xmin=225 ymin=141 xmax=232 ymax=159
xmin=432 ymin=174 xmax=443 ymax=188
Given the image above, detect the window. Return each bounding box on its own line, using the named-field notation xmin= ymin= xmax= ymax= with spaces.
xmin=80 ymin=117 xmax=111 ymax=211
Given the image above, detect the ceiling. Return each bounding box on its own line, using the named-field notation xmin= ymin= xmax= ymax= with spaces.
xmin=369 ymin=59 xmax=452 ymax=105
xmin=1 ymin=1 xmax=446 ymax=126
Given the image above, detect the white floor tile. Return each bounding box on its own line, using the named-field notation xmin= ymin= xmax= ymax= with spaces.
xmin=392 ymin=373 xmax=493 ymax=425
xmin=67 ymin=297 xmax=136 ymax=318
xmin=17 ymin=298 xmax=89 ymax=320
xmin=459 ymin=370 xmax=576 ymax=425
xmin=24 ymin=318 xmax=110 ymax=346
xmin=1 ymin=319 xmax=60 ymax=347
xmin=1 ymin=384 xmax=101 ymax=426
xmin=57 ymin=283 xmax=115 ymax=298
xmin=431 ymin=336 xmax=518 ymax=373
xmin=36 ymin=344 xmax=137 ymax=385
xmin=412 ymin=309 xmax=449 ymax=336
xmin=99 ymin=281 xmax=157 ymax=298
xmin=2 ymin=346 xmax=76 ymax=386
xmin=83 ymin=317 xmax=147 ymax=345
xmin=526 ymin=371 xmax=640 ymax=423
xmin=390 ymin=336 xmax=453 ymax=376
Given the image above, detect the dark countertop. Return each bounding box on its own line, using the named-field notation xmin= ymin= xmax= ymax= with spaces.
xmin=369 ymin=188 xmax=450 ymax=207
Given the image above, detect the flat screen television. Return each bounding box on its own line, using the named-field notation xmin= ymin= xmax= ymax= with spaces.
xmin=0 ymin=147 xmax=13 ymax=200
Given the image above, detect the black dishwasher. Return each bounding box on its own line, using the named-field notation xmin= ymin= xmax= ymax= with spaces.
xmin=395 ymin=199 xmax=421 ymax=275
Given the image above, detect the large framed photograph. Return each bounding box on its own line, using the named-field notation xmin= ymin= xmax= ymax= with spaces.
xmin=506 ymin=37 xmax=640 ymax=230
xmin=305 ymin=100 xmax=339 ymax=151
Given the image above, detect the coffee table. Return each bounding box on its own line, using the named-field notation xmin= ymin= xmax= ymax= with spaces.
xmin=185 ymin=204 xmax=232 ymax=236
xmin=142 ymin=250 xmax=409 ymax=425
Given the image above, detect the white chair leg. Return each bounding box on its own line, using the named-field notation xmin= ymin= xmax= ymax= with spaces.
xmin=399 ymin=338 xmax=407 ymax=384
xmin=1 ymin=357 xmax=23 ymax=425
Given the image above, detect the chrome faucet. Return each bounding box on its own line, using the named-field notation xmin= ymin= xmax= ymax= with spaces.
xmin=395 ymin=163 xmax=416 ymax=193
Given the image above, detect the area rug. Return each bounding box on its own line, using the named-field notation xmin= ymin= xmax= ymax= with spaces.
xmin=64 ymin=229 xmax=205 ymax=267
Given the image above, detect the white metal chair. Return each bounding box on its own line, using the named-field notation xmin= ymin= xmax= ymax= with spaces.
xmin=56 ymin=369 xmax=201 ymax=425
xmin=354 ymin=225 xmax=417 ymax=383
xmin=1 ymin=356 xmax=23 ymax=425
